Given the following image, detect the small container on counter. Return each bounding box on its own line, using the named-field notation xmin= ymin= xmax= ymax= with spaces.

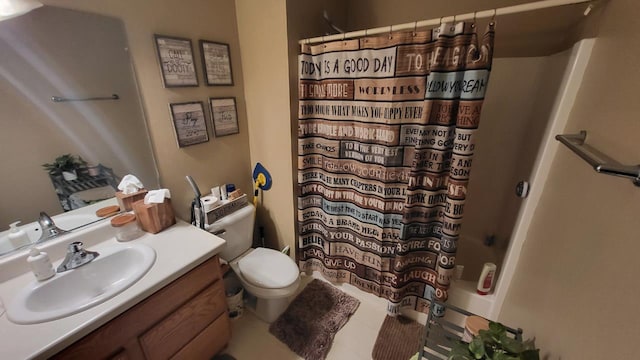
xmin=111 ymin=213 xmax=143 ymax=241
xmin=27 ymin=247 xmax=55 ymax=281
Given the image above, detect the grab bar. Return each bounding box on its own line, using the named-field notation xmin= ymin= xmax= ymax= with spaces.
xmin=51 ymin=94 xmax=119 ymax=102
xmin=555 ymin=130 xmax=640 ymax=186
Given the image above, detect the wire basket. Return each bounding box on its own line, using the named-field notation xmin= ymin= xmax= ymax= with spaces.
xmin=418 ymin=300 xmax=523 ymax=360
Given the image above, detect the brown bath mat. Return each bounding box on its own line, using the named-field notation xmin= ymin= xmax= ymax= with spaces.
xmin=372 ymin=315 xmax=425 ymax=360
xmin=269 ymin=279 xmax=360 ymax=360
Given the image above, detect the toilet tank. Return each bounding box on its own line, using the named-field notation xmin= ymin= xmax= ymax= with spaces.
xmin=207 ymin=204 xmax=255 ymax=261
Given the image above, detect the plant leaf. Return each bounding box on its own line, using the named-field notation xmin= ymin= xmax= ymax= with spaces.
xmin=492 ymin=353 xmax=519 ymax=360
xmin=489 ymin=322 xmax=507 ymax=337
xmin=500 ymin=334 xmax=524 ymax=354
xmin=469 ymin=336 xmax=486 ymax=359
xmin=522 ymin=338 xmax=537 ymax=351
xmin=520 ymin=349 xmax=540 ymax=360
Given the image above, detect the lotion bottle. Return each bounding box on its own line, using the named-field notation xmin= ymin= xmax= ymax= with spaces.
xmin=27 ymin=247 xmax=55 ymax=281
xmin=476 ymin=262 xmax=497 ymax=295
xmin=8 ymin=221 xmax=31 ymax=249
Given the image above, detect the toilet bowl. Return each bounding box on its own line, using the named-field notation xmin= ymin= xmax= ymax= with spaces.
xmin=205 ymin=204 xmax=300 ymax=322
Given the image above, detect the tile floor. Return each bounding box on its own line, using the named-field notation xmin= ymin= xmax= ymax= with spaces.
xmin=223 ymin=272 xmax=401 ymax=360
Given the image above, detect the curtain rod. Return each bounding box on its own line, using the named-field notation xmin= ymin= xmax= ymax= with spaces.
xmin=299 ymin=0 xmax=594 ymax=45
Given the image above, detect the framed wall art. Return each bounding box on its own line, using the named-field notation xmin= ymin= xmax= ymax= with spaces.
xmin=209 ymin=97 xmax=239 ymax=136
xmin=169 ymin=101 xmax=209 ymax=147
xmin=154 ymin=35 xmax=198 ymax=87
xmin=199 ymin=40 xmax=233 ymax=86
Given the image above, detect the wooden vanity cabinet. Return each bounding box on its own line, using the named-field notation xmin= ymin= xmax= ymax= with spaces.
xmin=52 ymin=256 xmax=230 ymax=360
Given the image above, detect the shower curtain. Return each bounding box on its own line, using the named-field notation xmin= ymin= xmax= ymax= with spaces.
xmin=297 ymin=22 xmax=494 ymax=315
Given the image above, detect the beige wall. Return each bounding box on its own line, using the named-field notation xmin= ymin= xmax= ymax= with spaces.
xmin=345 ymin=0 xmax=594 ymax=57
xmin=498 ymin=0 xmax=640 ymax=358
xmin=235 ymin=0 xmax=293 ymax=250
xmin=43 ymin=0 xmax=252 ymax=222
xmin=234 ymin=0 xmax=347 ymax=252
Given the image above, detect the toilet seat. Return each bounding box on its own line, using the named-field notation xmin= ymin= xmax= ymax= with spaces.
xmin=238 ymin=248 xmax=298 ymax=289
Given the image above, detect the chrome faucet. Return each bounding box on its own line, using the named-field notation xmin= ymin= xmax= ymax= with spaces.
xmin=37 ymin=211 xmax=70 ymax=243
xmin=57 ymin=241 xmax=100 ymax=273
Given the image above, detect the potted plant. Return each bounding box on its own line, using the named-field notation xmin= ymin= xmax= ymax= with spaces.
xmin=42 ymin=154 xmax=87 ymax=181
xmin=448 ymin=322 xmax=540 ymax=360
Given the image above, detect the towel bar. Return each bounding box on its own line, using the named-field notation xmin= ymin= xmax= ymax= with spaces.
xmin=50 ymin=94 xmax=119 ymax=102
xmin=555 ymin=130 xmax=640 ymax=186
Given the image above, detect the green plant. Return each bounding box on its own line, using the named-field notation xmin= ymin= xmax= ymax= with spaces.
xmin=42 ymin=154 xmax=87 ymax=174
xmin=448 ymin=322 xmax=540 ymax=360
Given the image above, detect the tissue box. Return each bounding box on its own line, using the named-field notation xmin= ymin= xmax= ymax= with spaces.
xmin=132 ymin=198 xmax=176 ymax=234
xmin=115 ymin=189 xmax=148 ymax=211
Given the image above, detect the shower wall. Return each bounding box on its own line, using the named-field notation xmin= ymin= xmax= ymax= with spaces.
xmin=457 ymin=50 xmax=571 ymax=281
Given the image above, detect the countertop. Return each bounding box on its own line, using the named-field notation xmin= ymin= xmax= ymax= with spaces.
xmin=0 ymin=204 xmax=226 ymax=359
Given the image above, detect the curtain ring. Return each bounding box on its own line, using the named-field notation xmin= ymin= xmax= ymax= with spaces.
xmin=471 ymin=11 xmax=477 ymax=28
xmin=413 ymin=21 xmax=418 ymax=36
xmin=388 ymin=24 xmax=393 ymax=39
xmin=342 ymin=32 xmax=346 ymax=41
xmin=490 ymin=9 xmax=497 ymax=26
xmin=436 ymin=16 xmax=443 ymax=33
xmin=451 ymin=15 xmax=456 ymax=32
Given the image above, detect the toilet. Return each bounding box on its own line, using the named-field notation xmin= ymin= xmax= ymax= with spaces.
xmin=206 ymin=204 xmax=300 ymax=322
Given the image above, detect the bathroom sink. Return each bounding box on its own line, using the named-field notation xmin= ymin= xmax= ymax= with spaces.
xmin=4 ymin=243 xmax=156 ymax=324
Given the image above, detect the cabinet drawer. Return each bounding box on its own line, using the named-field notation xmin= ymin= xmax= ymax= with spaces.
xmin=171 ymin=313 xmax=231 ymax=360
xmin=140 ymin=280 xmax=227 ymax=359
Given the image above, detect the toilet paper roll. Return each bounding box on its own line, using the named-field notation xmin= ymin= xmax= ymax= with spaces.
xmin=211 ymin=187 xmax=221 ymax=199
xmin=201 ymin=195 xmax=221 ymax=212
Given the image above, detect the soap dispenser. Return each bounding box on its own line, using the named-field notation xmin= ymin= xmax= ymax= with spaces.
xmin=8 ymin=221 xmax=31 ymax=249
xmin=27 ymin=247 xmax=55 ymax=281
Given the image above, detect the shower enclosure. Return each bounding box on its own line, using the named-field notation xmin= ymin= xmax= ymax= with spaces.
xmin=448 ymin=39 xmax=595 ymax=318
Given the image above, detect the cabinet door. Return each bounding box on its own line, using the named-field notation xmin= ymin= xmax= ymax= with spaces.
xmin=139 ymin=280 xmax=227 ymax=359
xmin=52 ymin=256 xmax=228 ymax=359
xmin=171 ymin=313 xmax=231 ymax=360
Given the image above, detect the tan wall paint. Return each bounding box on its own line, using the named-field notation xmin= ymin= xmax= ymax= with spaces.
xmin=498 ymin=0 xmax=640 ymax=358
xmin=43 ymin=0 xmax=252 ymax=222
xmin=234 ymin=0 xmax=347 ymax=252
xmin=235 ymin=0 xmax=294 ymax=250
xmin=345 ymin=0 xmax=595 ymax=57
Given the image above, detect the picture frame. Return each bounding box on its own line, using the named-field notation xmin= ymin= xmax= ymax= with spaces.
xmin=169 ymin=101 xmax=209 ymax=147
xmin=199 ymin=40 xmax=233 ymax=86
xmin=154 ymin=35 xmax=199 ymax=87
xmin=209 ymin=97 xmax=239 ymax=136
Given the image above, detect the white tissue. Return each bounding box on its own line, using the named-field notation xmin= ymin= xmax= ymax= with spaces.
xmin=144 ymin=189 xmax=171 ymax=204
xmin=201 ymin=195 xmax=221 ymax=212
xmin=118 ymin=174 xmax=144 ymax=194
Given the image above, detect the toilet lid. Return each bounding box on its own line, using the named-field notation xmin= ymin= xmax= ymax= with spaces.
xmin=238 ymin=248 xmax=299 ymax=288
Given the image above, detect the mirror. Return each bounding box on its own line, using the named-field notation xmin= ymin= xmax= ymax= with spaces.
xmin=0 ymin=6 xmax=158 ymax=252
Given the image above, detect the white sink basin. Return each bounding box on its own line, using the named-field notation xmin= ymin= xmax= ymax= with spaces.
xmin=5 ymin=243 xmax=156 ymax=324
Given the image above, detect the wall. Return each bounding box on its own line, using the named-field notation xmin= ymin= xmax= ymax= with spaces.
xmin=345 ymin=0 xmax=592 ymax=57
xmin=234 ymin=0 xmax=347 ymax=251
xmin=498 ymin=0 xmax=640 ymax=358
xmin=234 ymin=0 xmax=292 ymax=250
xmin=43 ymin=0 xmax=252 ymax=221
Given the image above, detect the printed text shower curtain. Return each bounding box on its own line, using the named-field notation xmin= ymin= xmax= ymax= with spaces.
xmin=297 ymin=22 xmax=494 ymax=314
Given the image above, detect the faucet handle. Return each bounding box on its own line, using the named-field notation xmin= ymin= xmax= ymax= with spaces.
xmin=68 ymin=241 xmax=84 ymax=253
